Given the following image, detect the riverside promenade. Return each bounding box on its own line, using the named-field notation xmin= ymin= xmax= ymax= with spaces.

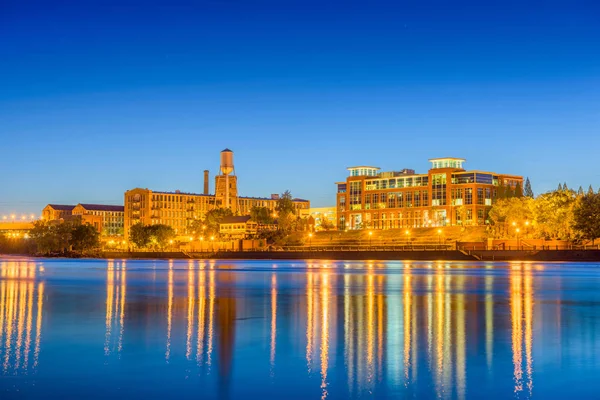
xmin=103 ymin=248 xmax=600 ymax=262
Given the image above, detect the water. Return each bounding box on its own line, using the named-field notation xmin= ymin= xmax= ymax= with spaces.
xmin=1 ymin=257 xmax=600 ymax=399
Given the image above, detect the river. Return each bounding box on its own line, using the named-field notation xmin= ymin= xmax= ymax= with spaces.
xmin=0 ymin=257 xmax=599 ymax=399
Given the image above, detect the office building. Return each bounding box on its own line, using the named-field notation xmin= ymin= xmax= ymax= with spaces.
xmin=336 ymin=157 xmax=522 ymax=230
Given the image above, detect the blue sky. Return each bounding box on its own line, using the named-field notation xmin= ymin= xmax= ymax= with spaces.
xmin=1 ymin=0 xmax=599 ymax=215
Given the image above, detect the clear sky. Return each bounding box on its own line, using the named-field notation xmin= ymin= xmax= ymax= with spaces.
xmin=1 ymin=0 xmax=599 ymax=215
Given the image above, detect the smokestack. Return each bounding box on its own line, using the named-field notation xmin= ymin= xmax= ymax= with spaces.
xmin=204 ymin=170 xmax=209 ymax=195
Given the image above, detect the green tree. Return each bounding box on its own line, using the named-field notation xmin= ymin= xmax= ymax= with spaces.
xmin=573 ymin=193 xmax=600 ymax=245
xmin=488 ymin=197 xmax=534 ymax=238
xmin=129 ymin=223 xmax=151 ymax=248
xmin=514 ymin=182 xmax=523 ymax=198
xmin=524 ymin=177 xmax=534 ymax=198
xmin=146 ymin=224 xmax=176 ymax=249
xmin=588 ymin=185 xmax=595 ymax=195
xmin=534 ymin=189 xmax=577 ymax=240
xmin=202 ymin=208 xmax=234 ymax=237
xmin=71 ymin=224 xmax=100 ymax=252
xmin=250 ymin=206 xmax=275 ymax=224
xmin=578 ymin=186 xmax=584 ymax=196
xmin=29 ymin=220 xmax=58 ymax=254
xmin=276 ymin=190 xmax=296 ymax=232
xmin=557 ymin=183 xmax=563 ymax=191
xmin=319 ymin=216 xmax=335 ymax=231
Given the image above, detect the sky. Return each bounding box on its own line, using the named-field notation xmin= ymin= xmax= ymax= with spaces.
xmin=1 ymin=0 xmax=599 ymax=215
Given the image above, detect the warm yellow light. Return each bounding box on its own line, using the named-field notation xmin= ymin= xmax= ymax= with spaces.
xmin=516 ymin=228 xmax=520 ymax=233
xmin=30 ymin=214 xmax=35 ymax=219
xmin=200 ymin=236 xmax=204 ymax=241
xmin=437 ymin=229 xmax=442 ymax=234
xmin=10 ymin=214 xmax=15 ymax=220
xmin=21 ymin=215 xmax=26 ymax=220
xmin=169 ymin=239 xmax=173 ymax=244
xmin=189 ymin=236 xmax=194 ymax=241
xmin=309 ymin=233 xmax=313 ymax=238
xmin=121 ymin=240 xmax=126 ymax=245
xmin=210 ymin=236 xmax=214 ymax=241
xmin=2 ymin=216 xmax=6 ymax=220
xmin=405 ymin=230 xmax=409 ymax=235
xmin=202 ymin=225 xmax=206 ymax=230
xmin=525 ymin=221 xmax=530 ymax=226
xmin=369 ymin=231 xmax=373 ymax=236
xmin=512 ymin=221 xmax=517 ymax=226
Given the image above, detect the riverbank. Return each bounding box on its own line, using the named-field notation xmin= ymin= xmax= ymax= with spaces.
xmin=99 ymin=249 xmax=600 ymax=262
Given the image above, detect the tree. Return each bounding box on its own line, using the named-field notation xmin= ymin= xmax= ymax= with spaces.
xmin=578 ymin=186 xmax=584 ymax=196
xmin=319 ymin=216 xmax=335 ymax=231
xmin=573 ymin=193 xmax=600 ymax=245
xmin=534 ymin=189 xmax=577 ymax=240
xmin=275 ymin=190 xmax=295 ymax=215
xmin=71 ymin=224 xmax=100 ymax=252
xmin=514 ymin=182 xmax=523 ymax=198
xmin=250 ymin=206 xmax=275 ymax=225
xmin=524 ymin=177 xmax=534 ymax=198
xmin=557 ymin=183 xmax=563 ymax=191
xmin=129 ymin=223 xmax=151 ymax=248
xmin=146 ymin=224 xmax=176 ymax=249
xmin=202 ymin=208 xmax=234 ymax=237
xmin=29 ymin=220 xmax=58 ymax=254
xmin=276 ymin=190 xmax=296 ymax=232
xmin=563 ymin=182 xmax=569 ymax=191
xmin=588 ymin=185 xmax=595 ymax=195
xmin=488 ymin=197 xmax=534 ymax=238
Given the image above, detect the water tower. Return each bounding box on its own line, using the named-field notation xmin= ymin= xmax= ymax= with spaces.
xmin=215 ymin=149 xmax=238 ymax=212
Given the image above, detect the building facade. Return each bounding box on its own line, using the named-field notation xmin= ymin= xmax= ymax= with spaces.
xmin=42 ymin=204 xmax=75 ymax=221
xmin=124 ymin=149 xmax=310 ymax=239
xmin=71 ymin=204 xmax=125 ymax=236
xmin=42 ymin=203 xmax=124 ymax=236
xmin=336 ymin=158 xmax=522 ymax=230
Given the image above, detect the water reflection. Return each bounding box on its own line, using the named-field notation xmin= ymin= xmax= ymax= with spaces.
xmin=105 ymin=260 xmax=126 ymax=356
xmin=511 ymin=264 xmax=534 ymax=398
xmin=0 ymin=261 xmax=44 ymax=374
xmin=6 ymin=258 xmax=596 ymax=399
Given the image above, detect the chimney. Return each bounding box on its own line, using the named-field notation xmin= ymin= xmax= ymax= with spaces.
xmin=203 ymin=170 xmax=209 ymax=195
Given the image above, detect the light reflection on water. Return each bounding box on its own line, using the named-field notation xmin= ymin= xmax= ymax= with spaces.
xmin=1 ymin=258 xmax=600 ymax=398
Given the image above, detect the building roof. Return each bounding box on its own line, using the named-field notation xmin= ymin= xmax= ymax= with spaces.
xmin=46 ymin=204 xmax=75 ymax=211
xmin=78 ymin=204 xmax=125 ymax=212
xmin=220 ymin=216 xmax=252 ymax=224
xmin=428 ymin=157 xmax=466 ymax=162
xmin=347 ymin=166 xmax=380 ymax=170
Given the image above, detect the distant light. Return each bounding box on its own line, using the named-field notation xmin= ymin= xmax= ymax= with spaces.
xmin=437 ymin=229 xmax=442 ymax=234
xmin=189 ymin=236 xmax=194 ymax=241
xmin=210 ymin=236 xmax=214 ymax=241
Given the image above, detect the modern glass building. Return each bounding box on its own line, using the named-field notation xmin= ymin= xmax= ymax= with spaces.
xmin=336 ymin=158 xmax=522 ymax=230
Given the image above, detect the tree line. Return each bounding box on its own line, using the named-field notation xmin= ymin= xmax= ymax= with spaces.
xmin=489 ymin=180 xmax=600 ymax=244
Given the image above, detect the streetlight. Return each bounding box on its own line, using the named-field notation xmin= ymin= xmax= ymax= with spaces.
xmin=516 ymin=228 xmax=521 ymax=249
xmin=308 ymin=232 xmax=313 ymax=248
xmin=369 ymin=231 xmax=373 ymax=248
xmin=210 ymin=236 xmax=215 ymax=251
xmin=437 ymin=229 xmax=442 ymax=247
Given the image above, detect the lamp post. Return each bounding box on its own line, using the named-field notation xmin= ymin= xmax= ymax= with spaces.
xmin=437 ymin=229 xmax=442 ymax=248
xmin=210 ymin=236 xmax=214 ymax=252
xmin=405 ymin=230 xmax=410 ymax=249
xmin=308 ymin=232 xmax=313 ymax=248
xmin=369 ymin=231 xmax=373 ymax=248
xmin=516 ymin=228 xmax=520 ymax=250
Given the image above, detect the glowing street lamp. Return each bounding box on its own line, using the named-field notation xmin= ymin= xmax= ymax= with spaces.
xmin=516 ymin=228 xmax=521 ymax=249
xmin=210 ymin=236 xmax=215 ymax=251
xmin=369 ymin=231 xmax=373 ymax=247
xmin=308 ymin=232 xmax=313 ymax=248
xmin=437 ymin=229 xmax=442 ymax=246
